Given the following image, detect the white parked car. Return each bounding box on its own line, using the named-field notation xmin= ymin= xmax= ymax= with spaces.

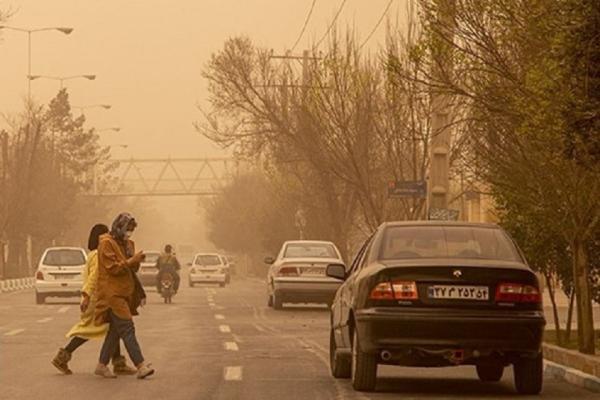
xmin=189 ymin=253 xmax=228 ymax=287
xmin=265 ymin=240 xmax=344 ymax=309
xmin=35 ymin=247 xmax=87 ymax=304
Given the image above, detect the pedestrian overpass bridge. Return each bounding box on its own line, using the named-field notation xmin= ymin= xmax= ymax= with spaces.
xmin=88 ymin=157 xmax=242 ymax=197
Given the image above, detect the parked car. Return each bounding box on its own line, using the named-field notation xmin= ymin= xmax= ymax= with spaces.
xmin=265 ymin=240 xmax=344 ymax=310
xmin=34 ymin=247 xmax=88 ymax=304
xmin=189 ymin=253 xmax=228 ymax=287
xmin=136 ymin=250 xmax=161 ymax=287
xmin=327 ymin=221 xmax=545 ymax=394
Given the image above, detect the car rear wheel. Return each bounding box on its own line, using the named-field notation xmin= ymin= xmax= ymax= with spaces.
xmin=188 ymin=281 xmax=194 ymax=288
xmin=476 ymin=364 xmax=504 ymax=382
xmin=35 ymin=291 xmax=45 ymax=304
xmin=219 ymin=282 xmax=225 ymax=287
xmin=513 ymin=353 xmax=543 ymax=395
xmin=330 ymin=329 xmax=351 ymax=378
xmin=273 ymin=293 xmax=283 ymax=310
xmin=351 ymin=329 xmax=377 ymax=391
xmin=267 ymin=295 xmax=273 ymax=307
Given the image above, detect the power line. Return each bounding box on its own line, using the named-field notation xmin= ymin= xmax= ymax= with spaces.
xmin=315 ymin=0 xmax=347 ymax=48
xmin=359 ymin=0 xmax=395 ymax=50
xmin=291 ymin=0 xmax=318 ymax=52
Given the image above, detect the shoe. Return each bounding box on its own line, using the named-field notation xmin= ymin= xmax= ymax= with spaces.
xmin=95 ymin=363 xmax=117 ymax=379
xmin=136 ymin=362 xmax=155 ymax=379
xmin=51 ymin=348 xmax=73 ymax=375
xmin=112 ymin=355 xmax=137 ymax=375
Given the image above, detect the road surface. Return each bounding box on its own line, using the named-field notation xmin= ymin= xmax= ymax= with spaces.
xmin=0 ymin=277 xmax=597 ymax=399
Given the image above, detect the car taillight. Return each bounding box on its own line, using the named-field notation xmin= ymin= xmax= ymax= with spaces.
xmin=36 ymin=270 xmax=44 ymax=280
xmin=391 ymin=281 xmax=418 ymax=300
xmin=495 ymin=283 xmax=540 ymax=303
xmin=370 ymin=281 xmax=418 ymax=300
xmin=370 ymin=282 xmax=394 ymax=299
xmin=277 ymin=266 xmax=299 ymax=277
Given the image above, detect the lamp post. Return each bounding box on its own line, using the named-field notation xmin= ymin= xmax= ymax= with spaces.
xmin=0 ymin=25 xmax=73 ymax=100
xmin=96 ymin=127 xmax=121 ymax=133
xmin=28 ymin=74 xmax=96 ymax=90
xmin=73 ymin=104 xmax=111 ymax=115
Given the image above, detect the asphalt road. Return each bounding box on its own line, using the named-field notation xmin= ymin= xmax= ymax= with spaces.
xmin=0 ymin=277 xmax=597 ymax=400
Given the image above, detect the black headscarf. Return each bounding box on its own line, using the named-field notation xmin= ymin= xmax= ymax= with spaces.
xmin=88 ymin=224 xmax=109 ymax=251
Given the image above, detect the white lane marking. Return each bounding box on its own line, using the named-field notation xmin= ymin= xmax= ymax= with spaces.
xmin=57 ymin=306 xmax=70 ymax=314
xmin=4 ymin=328 xmax=25 ymax=336
xmin=224 ymin=366 xmax=243 ymax=381
xmin=224 ymin=341 xmax=239 ymax=351
xmin=219 ymin=325 xmax=231 ymax=333
xmin=37 ymin=317 xmax=53 ymax=323
xmin=214 ymin=314 xmax=225 ymax=320
xmin=209 ymin=302 xmax=216 ymax=307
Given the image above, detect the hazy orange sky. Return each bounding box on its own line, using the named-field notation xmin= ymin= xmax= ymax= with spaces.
xmin=0 ymin=0 xmax=401 ymax=159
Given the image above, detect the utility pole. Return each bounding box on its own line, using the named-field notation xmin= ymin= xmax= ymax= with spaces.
xmin=0 ymin=130 xmax=7 ymax=278
xmin=427 ymin=0 xmax=455 ymax=219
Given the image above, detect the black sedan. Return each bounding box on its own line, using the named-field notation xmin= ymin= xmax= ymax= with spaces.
xmin=327 ymin=221 xmax=545 ymax=394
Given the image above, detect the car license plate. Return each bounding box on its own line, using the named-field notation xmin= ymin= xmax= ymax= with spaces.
xmin=302 ymin=267 xmax=324 ymax=275
xmin=428 ymin=285 xmax=489 ymax=301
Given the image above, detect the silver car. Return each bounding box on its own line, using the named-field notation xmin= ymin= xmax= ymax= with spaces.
xmin=136 ymin=251 xmax=161 ymax=287
xmin=34 ymin=247 xmax=87 ymax=304
xmin=265 ymin=240 xmax=344 ymax=309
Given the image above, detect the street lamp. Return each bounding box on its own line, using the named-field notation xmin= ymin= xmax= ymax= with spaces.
xmin=28 ymin=74 xmax=96 ymax=89
xmin=96 ymin=127 xmax=121 ymax=133
xmin=0 ymin=25 xmax=73 ymax=99
xmin=73 ymin=104 xmax=112 ymax=114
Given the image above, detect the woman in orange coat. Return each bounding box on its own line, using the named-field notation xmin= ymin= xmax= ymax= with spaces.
xmin=94 ymin=213 xmax=154 ymax=379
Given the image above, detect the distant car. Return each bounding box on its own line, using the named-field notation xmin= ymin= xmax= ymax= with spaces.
xmin=265 ymin=240 xmax=344 ymax=310
xmin=327 ymin=221 xmax=545 ymax=394
xmin=136 ymin=251 xmax=161 ymax=287
xmin=34 ymin=247 xmax=88 ymax=304
xmin=189 ymin=253 xmax=228 ymax=287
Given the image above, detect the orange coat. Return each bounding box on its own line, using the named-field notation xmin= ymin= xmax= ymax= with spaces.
xmin=94 ymin=233 xmax=142 ymax=324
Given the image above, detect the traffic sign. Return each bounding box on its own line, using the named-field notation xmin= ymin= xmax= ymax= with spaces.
xmin=388 ymin=180 xmax=427 ymax=198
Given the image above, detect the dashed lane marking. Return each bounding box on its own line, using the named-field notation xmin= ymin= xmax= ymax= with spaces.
xmin=57 ymin=306 xmax=70 ymax=314
xmin=37 ymin=317 xmax=53 ymax=323
xmin=214 ymin=314 xmax=225 ymax=320
xmin=224 ymin=342 xmax=239 ymax=351
xmin=4 ymin=329 xmax=25 ymax=336
xmin=224 ymin=366 xmax=243 ymax=381
xmin=219 ymin=325 xmax=231 ymax=333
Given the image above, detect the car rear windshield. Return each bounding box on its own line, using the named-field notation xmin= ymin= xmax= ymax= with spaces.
xmin=43 ymin=250 xmax=86 ymax=266
xmin=195 ymin=255 xmax=221 ymax=266
xmin=284 ymin=243 xmax=338 ymax=259
xmin=380 ymin=226 xmax=522 ymax=262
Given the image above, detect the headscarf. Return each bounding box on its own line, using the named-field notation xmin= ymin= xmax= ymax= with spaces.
xmin=88 ymin=223 xmax=109 ymax=251
xmin=110 ymin=212 xmax=138 ymax=256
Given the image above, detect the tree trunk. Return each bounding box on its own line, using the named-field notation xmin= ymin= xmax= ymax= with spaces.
xmin=571 ymin=237 xmax=596 ymax=354
xmin=565 ymin=289 xmax=575 ymax=342
xmin=544 ymin=271 xmax=562 ymax=345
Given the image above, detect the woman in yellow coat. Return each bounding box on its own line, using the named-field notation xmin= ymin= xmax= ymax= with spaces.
xmin=51 ymin=224 xmax=136 ymax=375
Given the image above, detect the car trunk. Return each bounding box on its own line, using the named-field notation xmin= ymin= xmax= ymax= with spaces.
xmin=281 ymin=258 xmax=340 ymax=277
xmin=370 ymin=259 xmax=540 ymax=310
xmin=44 ymin=266 xmax=83 ymax=281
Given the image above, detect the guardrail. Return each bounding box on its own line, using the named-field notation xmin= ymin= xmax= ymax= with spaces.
xmin=0 ymin=277 xmax=35 ymax=293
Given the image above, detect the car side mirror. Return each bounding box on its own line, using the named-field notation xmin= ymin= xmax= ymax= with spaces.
xmin=326 ymin=263 xmax=346 ymax=281
xmin=264 ymin=256 xmax=275 ymax=265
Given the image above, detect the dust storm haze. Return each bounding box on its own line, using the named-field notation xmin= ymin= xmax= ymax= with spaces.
xmin=0 ymin=0 xmax=392 ymax=255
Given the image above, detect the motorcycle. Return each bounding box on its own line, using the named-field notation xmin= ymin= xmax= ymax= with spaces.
xmin=160 ymin=273 xmax=175 ymax=304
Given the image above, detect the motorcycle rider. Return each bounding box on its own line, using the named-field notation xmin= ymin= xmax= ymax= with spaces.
xmin=156 ymin=244 xmax=181 ymax=294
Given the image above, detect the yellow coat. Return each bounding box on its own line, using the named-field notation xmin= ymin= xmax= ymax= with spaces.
xmin=65 ymin=250 xmax=109 ymax=339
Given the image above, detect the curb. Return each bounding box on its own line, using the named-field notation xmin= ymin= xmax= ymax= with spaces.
xmin=545 ymin=360 xmax=600 ymax=393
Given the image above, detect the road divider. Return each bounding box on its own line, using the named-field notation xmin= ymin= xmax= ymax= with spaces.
xmin=0 ymin=277 xmax=35 ymax=293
